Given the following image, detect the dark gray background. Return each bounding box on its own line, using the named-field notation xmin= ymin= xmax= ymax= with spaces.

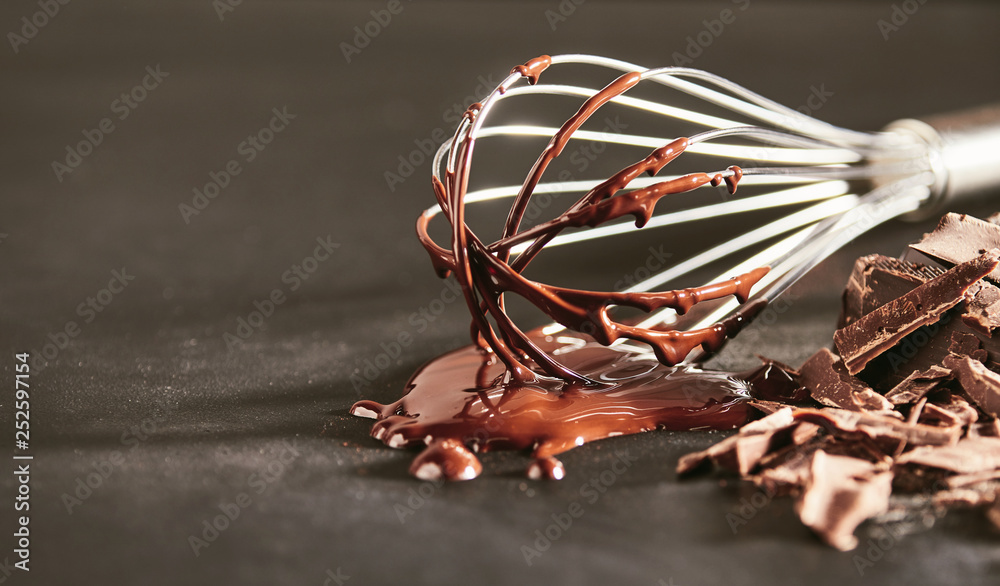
xmin=2 ymin=1 xmax=1000 ymax=584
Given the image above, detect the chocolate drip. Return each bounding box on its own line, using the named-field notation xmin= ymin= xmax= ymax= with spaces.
xmin=414 ymin=55 xmax=764 ymax=381
xmin=355 ymin=56 xmax=770 ymax=480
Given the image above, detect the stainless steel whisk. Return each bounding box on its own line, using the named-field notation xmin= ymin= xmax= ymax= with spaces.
xmin=422 ymin=54 xmax=1000 ymax=367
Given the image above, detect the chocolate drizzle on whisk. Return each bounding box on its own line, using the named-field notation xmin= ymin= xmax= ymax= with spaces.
xmin=351 ymin=56 xmax=775 ymax=481
xmin=415 ymin=55 xmax=765 ymax=384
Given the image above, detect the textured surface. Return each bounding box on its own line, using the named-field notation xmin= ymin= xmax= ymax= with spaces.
xmin=2 ymin=1 xmax=1000 ymax=584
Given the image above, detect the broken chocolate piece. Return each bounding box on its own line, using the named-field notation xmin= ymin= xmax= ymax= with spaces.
xmin=840 ymin=254 xmax=945 ymax=328
xmin=948 ymin=330 xmax=988 ymax=362
xmin=943 ymin=354 xmax=1000 ymax=417
xmin=895 ymin=436 xmax=1000 ymax=475
xmin=834 ymin=251 xmax=1000 ymax=375
xmin=742 ymin=357 xmax=810 ymax=403
xmin=909 ymin=213 xmax=1000 ymax=283
xmin=795 ymin=450 xmax=893 ymax=551
xmin=961 ymin=280 xmax=1000 ymax=335
xmin=884 ymin=366 xmax=951 ymax=405
xmin=793 ymin=408 xmax=961 ymax=447
xmin=676 ymin=408 xmax=798 ymax=476
xmin=799 ymin=348 xmax=892 ymax=411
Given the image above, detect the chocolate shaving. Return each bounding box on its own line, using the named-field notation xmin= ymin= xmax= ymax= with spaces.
xmin=676 ymin=408 xmax=798 ymax=476
xmin=961 ymin=279 xmax=1000 ymax=335
xmin=799 ymin=348 xmax=891 ymax=411
xmin=909 ymin=213 xmax=1000 ymax=283
xmin=943 ymin=354 xmax=1000 ymax=417
xmin=884 ymin=366 xmax=951 ymax=406
xmin=795 ymin=450 xmax=893 ymax=551
xmin=895 ymin=436 xmax=1000 ymax=475
xmin=834 ymin=251 xmax=1000 ymax=375
xmin=793 ymin=408 xmax=959 ymax=447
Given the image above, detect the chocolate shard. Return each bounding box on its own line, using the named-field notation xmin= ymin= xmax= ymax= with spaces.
xmin=919 ymin=400 xmax=976 ymax=428
xmin=858 ymin=309 xmax=1000 ymax=392
xmin=969 ymin=419 xmax=1000 ymax=438
xmin=676 ymin=407 xmax=798 ymax=476
xmin=751 ymin=435 xmax=828 ymax=496
xmin=793 ymin=408 xmax=961 ymax=447
xmin=840 ymin=254 xmax=945 ymax=328
xmin=884 ymin=365 xmax=951 ymax=406
xmin=894 ymin=436 xmax=1000 ymax=475
xmin=961 ymin=279 xmax=1000 ymax=335
xmin=945 ymin=470 xmax=1000 ymax=490
xmin=943 ymin=354 xmax=1000 ymax=417
xmin=795 ymin=450 xmax=893 ymax=551
xmin=798 ymin=348 xmax=892 ymax=411
xmin=949 ymin=330 xmax=987 ymax=362
xmin=834 ymin=250 xmax=1000 ymax=375
xmin=934 ymin=486 xmax=999 ymax=508
xmin=909 ymin=213 xmax=1000 ymax=283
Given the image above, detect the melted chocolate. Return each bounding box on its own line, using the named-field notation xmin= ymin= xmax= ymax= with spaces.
xmin=353 ymin=56 xmax=770 ymax=480
xmin=351 ymin=329 xmax=754 ymax=481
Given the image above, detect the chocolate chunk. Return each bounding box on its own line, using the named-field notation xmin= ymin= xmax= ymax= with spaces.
xmin=840 ymin=254 xmax=945 ymax=328
xmin=961 ymin=280 xmax=1000 ymax=335
xmin=676 ymin=407 xmax=798 ymax=476
xmin=969 ymin=419 xmax=1000 ymax=438
xmin=895 ymin=436 xmax=1000 ymax=474
xmin=741 ymin=357 xmax=810 ymax=403
xmin=795 ymin=450 xmax=893 ymax=551
xmin=751 ymin=436 xmax=828 ymax=496
xmin=918 ymin=398 xmax=978 ymax=428
xmin=834 ymin=251 xmax=1000 ymax=375
xmin=884 ymin=366 xmax=951 ymax=405
xmin=948 ymin=330 xmax=987 ymax=361
xmin=793 ymin=408 xmax=961 ymax=447
xmin=943 ymin=354 xmax=1000 ymax=417
xmin=934 ymin=486 xmax=999 ymax=508
xmin=909 ymin=213 xmax=1000 ymax=283
xmin=799 ymin=348 xmax=892 ymax=411
xmin=859 ymin=310 xmax=1000 ymax=391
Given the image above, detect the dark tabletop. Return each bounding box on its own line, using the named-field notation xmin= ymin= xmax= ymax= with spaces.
xmin=3 ymin=1 xmax=1000 ymax=584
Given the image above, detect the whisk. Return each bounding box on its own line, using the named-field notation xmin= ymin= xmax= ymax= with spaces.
xmin=417 ymin=53 xmax=1000 ymax=383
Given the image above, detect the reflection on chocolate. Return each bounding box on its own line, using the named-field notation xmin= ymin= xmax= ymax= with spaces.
xmin=353 ymin=55 xmax=770 ymax=480
xmin=352 ymin=329 xmax=755 ymax=481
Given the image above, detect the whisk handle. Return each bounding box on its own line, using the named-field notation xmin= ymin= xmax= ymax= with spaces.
xmin=888 ymin=104 xmax=1000 ymax=219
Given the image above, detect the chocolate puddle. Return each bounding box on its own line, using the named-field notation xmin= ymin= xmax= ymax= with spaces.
xmin=351 ymin=329 xmax=761 ymax=481
xmin=351 ymin=56 xmax=771 ymax=480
